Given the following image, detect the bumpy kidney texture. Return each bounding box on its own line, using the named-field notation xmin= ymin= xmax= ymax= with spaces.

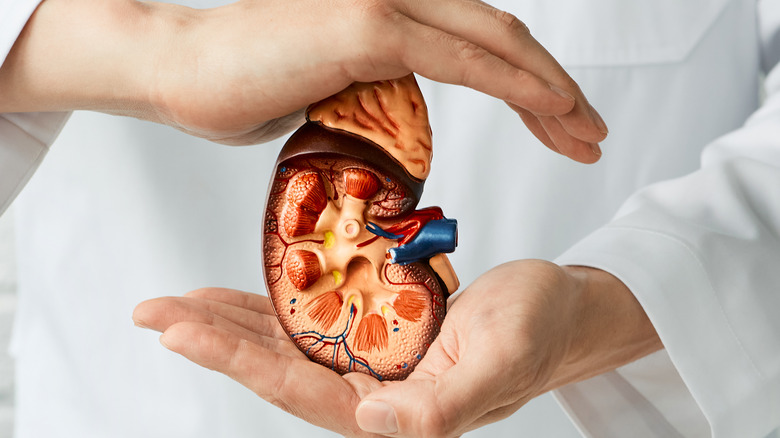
xmin=262 ymin=75 xmax=456 ymax=380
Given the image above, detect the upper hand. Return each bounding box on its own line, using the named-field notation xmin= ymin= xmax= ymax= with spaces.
xmin=1 ymin=0 xmax=607 ymax=161
xmin=160 ymin=0 xmax=609 ymax=160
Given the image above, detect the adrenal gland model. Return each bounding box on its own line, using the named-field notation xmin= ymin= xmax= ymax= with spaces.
xmin=262 ymin=74 xmax=458 ymax=380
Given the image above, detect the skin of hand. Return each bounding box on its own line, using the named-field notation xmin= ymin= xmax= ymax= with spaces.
xmin=133 ymin=260 xmax=662 ymax=438
xmin=0 ymin=0 xmax=606 ymax=161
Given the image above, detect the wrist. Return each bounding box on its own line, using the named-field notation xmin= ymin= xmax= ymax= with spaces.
xmin=141 ymin=2 xmax=203 ymax=127
xmin=540 ymin=265 xmax=663 ymax=393
xmin=0 ymin=0 xmax=191 ymax=119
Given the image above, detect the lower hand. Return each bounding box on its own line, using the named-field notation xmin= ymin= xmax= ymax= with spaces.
xmin=353 ymin=260 xmax=662 ymax=437
xmin=354 ymin=260 xmax=583 ymax=436
xmin=133 ymin=260 xmax=661 ymax=437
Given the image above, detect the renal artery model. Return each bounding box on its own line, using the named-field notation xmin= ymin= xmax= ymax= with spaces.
xmin=262 ymin=75 xmax=458 ymax=380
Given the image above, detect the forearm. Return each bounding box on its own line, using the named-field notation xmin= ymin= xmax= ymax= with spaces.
xmin=540 ymin=266 xmax=663 ymax=394
xmin=0 ymin=0 xmax=190 ymax=119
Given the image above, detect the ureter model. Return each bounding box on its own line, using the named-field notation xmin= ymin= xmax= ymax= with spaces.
xmin=262 ymin=75 xmax=458 ymax=380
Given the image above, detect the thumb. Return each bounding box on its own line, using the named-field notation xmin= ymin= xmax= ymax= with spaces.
xmin=355 ymin=353 xmax=504 ymax=437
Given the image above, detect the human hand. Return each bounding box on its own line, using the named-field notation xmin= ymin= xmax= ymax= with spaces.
xmin=352 ymin=260 xmax=662 ymax=437
xmin=1 ymin=0 xmax=606 ymax=160
xmin=133 ymin=261 xmax=661 ymax=438
xmin=132 ymin=288 xmax=385 ymax=437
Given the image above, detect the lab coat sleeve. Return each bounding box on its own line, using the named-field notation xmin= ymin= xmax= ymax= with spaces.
xmin=553 ymin=4 xmax=780 ymax=438
xmin=0 ymin=0 xmax=70 ymax=216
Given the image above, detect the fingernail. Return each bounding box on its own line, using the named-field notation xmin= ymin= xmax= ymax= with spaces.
xmin=549 ymin=84 xmax=575 ymax=102
xmin=356 ymin=401 xmax=398 ymax=434
xmin=590 ymin=143 xmax=602 ymax=156
xmin=589 ymin=105 xmax=608 ymax=134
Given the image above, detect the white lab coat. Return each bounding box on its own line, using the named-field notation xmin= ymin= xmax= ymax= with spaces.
xmin=1 ymin=0 xmax=778 ymax=437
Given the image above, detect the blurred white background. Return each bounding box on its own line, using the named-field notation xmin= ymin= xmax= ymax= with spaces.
xmin=0 ymin=207 xmax=16 ymax=438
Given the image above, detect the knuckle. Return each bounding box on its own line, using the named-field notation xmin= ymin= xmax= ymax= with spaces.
xmin=340 ymin=2 xmax=407 ymax=80
xmin=513 ymin=68 xmax=534 ymax=85
xmin=561 ymin=77 xmax=582 ymax=96
xmin=351 ymin=0 xmax=395 ymax=21
xmin=344 ymin=0 xmax=386 ymax=41
xmin=501 ymin=69 xmax=536 ymax=102
xmin=348 ymin=0 xmax=405 ymax=52
xmin=493 ymin=9 xmax=529 ymax=35
xmin=451 ymin=38 xmax=488 ymax=64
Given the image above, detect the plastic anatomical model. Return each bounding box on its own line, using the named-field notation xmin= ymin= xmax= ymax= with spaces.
xmin=262 ymin=75 xmax=459 ymax=381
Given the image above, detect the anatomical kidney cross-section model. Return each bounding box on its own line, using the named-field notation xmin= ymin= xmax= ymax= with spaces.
xmin=262 ymin=74 xmax=459 ymax=381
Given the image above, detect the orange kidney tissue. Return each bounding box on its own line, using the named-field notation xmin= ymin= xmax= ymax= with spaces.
xmin=262 ymin=75 xmax=459 ymax=380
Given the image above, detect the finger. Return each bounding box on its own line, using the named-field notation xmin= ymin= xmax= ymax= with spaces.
xmin=355 ymin=345 xmax=511 ymax=437
xmin=539 ymin=115 xmax=602 ymax=164
xmin=508 ymin=103 xmax=560 ymax=155
xmin=185 ymin=287 xmax=276 ymax=315
xmin=395 ymin=0 xmax=608 ymax=142
xmin=161 ymin=321 xmax=375 ymax=437
xmin=557 ymin=102 xmax=609 ymax=144
xmin=133 ymin=297 xmax=300 ymax=356
xmin=386 ymin=17 xmax=576 ymax=116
